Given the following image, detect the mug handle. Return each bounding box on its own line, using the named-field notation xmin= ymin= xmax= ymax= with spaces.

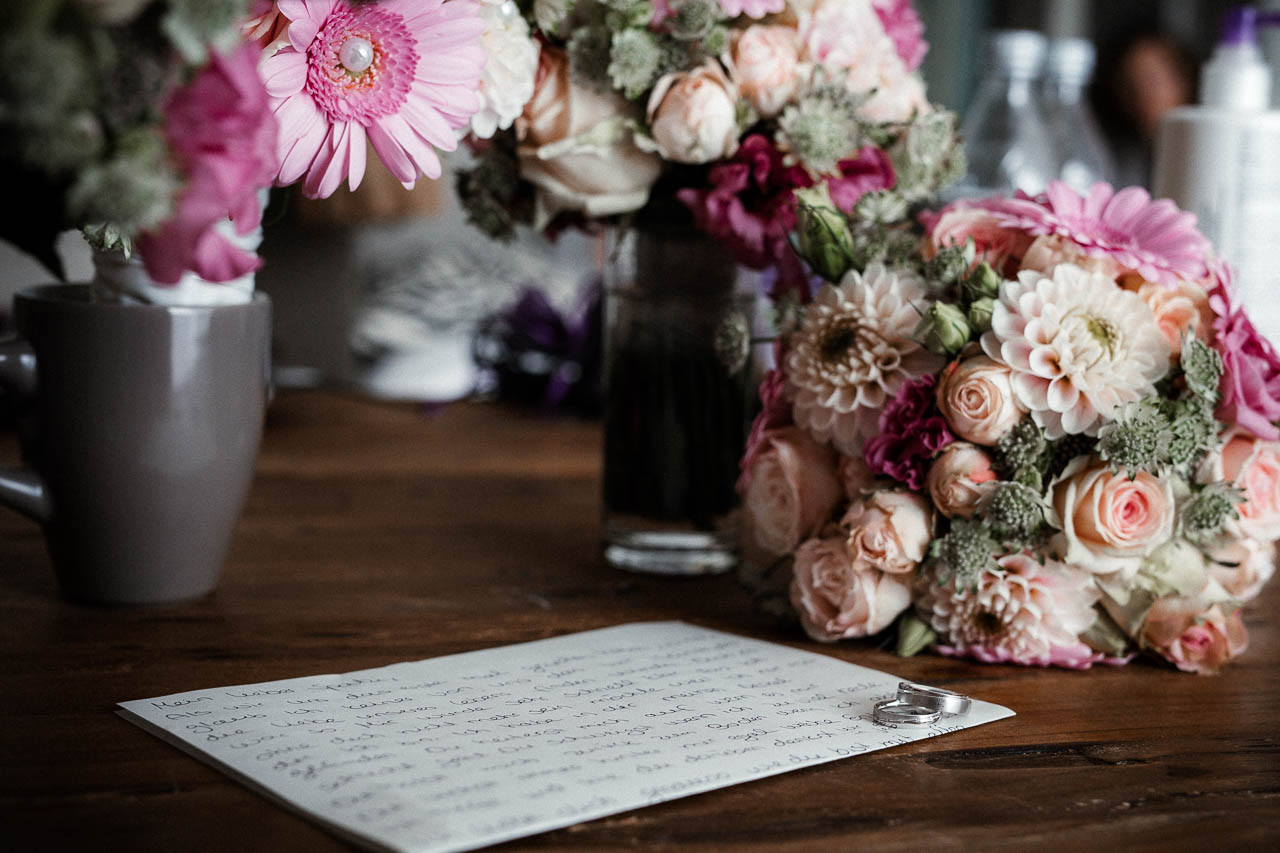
xmin=0 ymin=337 xmax=51 ymax=522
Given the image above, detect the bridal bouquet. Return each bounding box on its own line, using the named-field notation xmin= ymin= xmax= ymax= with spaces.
xmin=740 ymin=180 xmax=1279 ymax=674
xmin=455 ymin=0 xmax=962 ymax=296
xmin=0 ymin=0 xmax=489 ymax=301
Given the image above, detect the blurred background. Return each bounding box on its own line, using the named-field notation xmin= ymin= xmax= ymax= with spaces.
xmin=3 ymin=0 xmax=1278 ymax=406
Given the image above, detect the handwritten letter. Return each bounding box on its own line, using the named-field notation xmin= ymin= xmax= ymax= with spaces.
xmin=120 ymin=622 xmax=1012 ymax=852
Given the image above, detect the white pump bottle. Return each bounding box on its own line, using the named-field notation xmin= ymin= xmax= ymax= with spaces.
xmin=1153 ymin=6 xmax=1280 ymax=343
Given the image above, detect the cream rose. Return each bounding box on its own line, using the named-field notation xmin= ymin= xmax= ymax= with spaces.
xmin=935 ymin=355 xmax=1024 ymax=445
xmin=841 ymin=490 xmax=932 ymax=575
xmin=647 ymin=61 xmax=740 ymax=165
xmin=1051 ymin=460 xmax=1176 ymax=584
xmin=1206 ymin=537 xmax=1276 ymax=603
xmin=926 ymin=442 xmax=999 ymax=519
xmin=743 ymin=426 xmax=843 ymax=557
xmin=1197 ymin=429 xmax=1280 ymax=542
xmin=1131 ymin=279 xmax=1214 ymax=357
xmin=790 ymin=536 xmax=913 ymax=641
xmin=728 ymin=25 xmax=805 ymax=118
xmin=517 ymin=47 xmax=662 ymax=219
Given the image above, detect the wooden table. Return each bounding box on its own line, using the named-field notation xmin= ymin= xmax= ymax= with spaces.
xmin=2 ymin=392 xmax=1277 ymax=851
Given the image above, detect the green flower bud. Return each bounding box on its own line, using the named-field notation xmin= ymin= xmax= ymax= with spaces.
xmin=968 ymin=296 xmax=995 ymax=333
xmin=925 ymin=240 xmax=973 ymax=286
xmin=896 ymin=613 xmax=936 ymax=658
xmin=794 ymin=184 xmax=855 ymax=283
xmin=914 ymin=301 xmax=971 ymax=356
xmin=962 ymin=261 xmax=1003 ymax=301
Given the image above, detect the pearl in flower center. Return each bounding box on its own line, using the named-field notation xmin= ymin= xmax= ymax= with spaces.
xmin=339 ymin=36 xmax=375 ymax=74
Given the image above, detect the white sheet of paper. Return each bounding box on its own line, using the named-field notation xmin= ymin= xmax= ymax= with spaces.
xmin=119 ymin=621 xmax=1013 ymax=853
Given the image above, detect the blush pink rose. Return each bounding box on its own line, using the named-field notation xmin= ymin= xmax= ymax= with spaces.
xmin=1199 ymin=429 xmax=1280 ymax=541
xmin=647 ymin=62 xmax=740 ymax=165
xmin=935 ymin=355 xmax=1024 ymax=445
xmin=743 ymin=426 xmax=843 ymax=557
xmin=1141 ymin=589 xmax=1249 ymax=675
xmin=1052 ymin=461 xmax=1176 ymax=579
xmin=1132 ymin=279 xmax=1214 ymax=357
xmin=729 ymin=25 xmax=805 ymax=119
xmin=517 ymin=47 xmax=661 ymax=217
xmin=925 ymin=442 xmax=998 ymax=519
xmin=1206 ymin=537 xmax=1276 ymax=603
xmin=790 ymin=536 xmax=913 ymax=641
xmin=924 ymin=201 xmax=1034 ymax=276
xmin=841 ymin=490 xmax=933 ymax=575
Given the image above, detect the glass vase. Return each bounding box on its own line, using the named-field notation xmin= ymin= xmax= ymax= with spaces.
xmin=602 ymin=226 xmax=759 ymax=575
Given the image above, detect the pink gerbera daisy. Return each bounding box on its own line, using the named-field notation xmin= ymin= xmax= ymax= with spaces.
xmin=262 ymin=0 xmax=486 ymax=199
xmin=990 ymin=181 xmax=1211 ymax=286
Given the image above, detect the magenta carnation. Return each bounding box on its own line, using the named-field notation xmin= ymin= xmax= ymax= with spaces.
xmin=136 ymin=44 xmax=277 ymax=285
xmin=862 ymin=374 xmax=954 ymax=490
xmin=678 ymin=134 xmax=814 ymax=299
xmin=873 ymin=0 xmax=928 ymax=71
xmin=1210 ymin=273 xmax=1280 ymax=440
xmin=827 ymin=147 xmax=896 ymax=215
xmin=988 ymin=181 xmax=1211 ymax=286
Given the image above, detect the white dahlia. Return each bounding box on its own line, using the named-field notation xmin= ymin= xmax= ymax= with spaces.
xmin=786 ymin=263 xmax=942 ymax=455
xmin=470 ymin=1 xmax=539 ymax=139
xmin=981 ymin=263 xmax=1170 ymax=438
xmin=917 ymin=552 xmax=1107 ymax=669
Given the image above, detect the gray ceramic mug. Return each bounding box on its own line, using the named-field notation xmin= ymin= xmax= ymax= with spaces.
xmin=0 ymin=284 xmax=271 ymax=604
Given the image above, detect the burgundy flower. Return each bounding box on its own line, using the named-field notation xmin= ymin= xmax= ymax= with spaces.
xmin=827 ymin=147 xmax=896 ymax=215
xmin=863 ymin=374 xmax=955 ymax=490
xmin=678 ymin=134 xmax=814 ymax=300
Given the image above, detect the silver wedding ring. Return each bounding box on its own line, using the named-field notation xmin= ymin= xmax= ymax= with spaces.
xmin=897 ymin=682 xmax=972 ymax=716
xmin=873 ymin=699 xmax=942 ymax=726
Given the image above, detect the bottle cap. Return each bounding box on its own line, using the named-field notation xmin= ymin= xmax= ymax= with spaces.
xmin=988 ymin=30 xmax=1047 ymax=80
xmin=1046 ymin=37 xmax=1096 ymax=86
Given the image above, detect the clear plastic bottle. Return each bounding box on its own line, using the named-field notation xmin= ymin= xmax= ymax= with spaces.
xmin=1043 ymin=37 xmax=1115 ymax=192
xmin=953 ymin=30 xmax=1060 ymax=199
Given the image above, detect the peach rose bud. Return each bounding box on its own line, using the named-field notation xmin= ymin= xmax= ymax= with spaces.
xmin=647 ymin=61 xmax=740 ymax=165
xmin=936 ymin=355 xmax=1025 ymax=445
xmin=729 ymin=25 xmax=804 ymax=118
xmin=790 ymin=536 xmax=913 ymax=641
xmin=841 ymin=489 xmax=933 ymax=574
xmin=926 ymin=442 xmax=999 ymax=519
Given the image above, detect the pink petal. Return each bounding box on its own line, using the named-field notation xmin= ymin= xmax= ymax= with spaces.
xmin=303 ymin=122 xmax=351 ymax=199
xmin=367 ymin=121 xmax=417 ymax=186
xmin=274 ymin=95 xmax=326 ymax=185
xmin=260 ymin=50 xmax=308 ymax=98
xmin=347 ymin=122 xmax=367 ymax=192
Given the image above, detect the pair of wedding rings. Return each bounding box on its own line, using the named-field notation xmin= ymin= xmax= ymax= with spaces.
xmin=872 ymin=682 xmax=971 ymax=726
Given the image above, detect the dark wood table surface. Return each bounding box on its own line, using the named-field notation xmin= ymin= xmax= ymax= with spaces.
xmin=2 ymin=391 xmax=1277 ymax=851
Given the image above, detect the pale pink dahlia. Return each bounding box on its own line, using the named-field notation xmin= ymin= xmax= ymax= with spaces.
xmin=981 ymin=263 xmax=1170 ymax=438
xmin=990 ymin=181 xmax=1211 ymax=286
xmin=785 ymin=263 xmax=943 ymax=455
xmin=262 ymin=0 xmax=486 ymax=198
xmin=919 ymin=552 xmax=1114 ymax=670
